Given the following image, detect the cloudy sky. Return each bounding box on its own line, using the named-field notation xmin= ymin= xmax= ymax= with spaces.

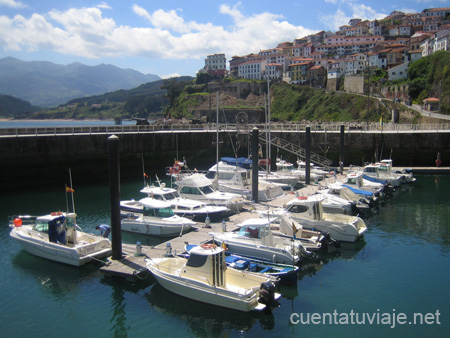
xmin=0 ymin=0 xmax=448 ymax=78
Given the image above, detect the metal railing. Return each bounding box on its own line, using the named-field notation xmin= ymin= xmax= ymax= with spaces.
xmin=1 ymin=122 xmax=450 ymax=137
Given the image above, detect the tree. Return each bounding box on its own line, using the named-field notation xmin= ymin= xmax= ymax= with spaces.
xmin=161 ymin=78 xmax=188 ymax=106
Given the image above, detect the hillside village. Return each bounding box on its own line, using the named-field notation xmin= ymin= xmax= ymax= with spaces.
xmin=200 ymin=7 xmax=450 ymax=103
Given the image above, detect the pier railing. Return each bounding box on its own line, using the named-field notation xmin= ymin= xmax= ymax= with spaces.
xmin=1 ymin=122 xmax=450 ymax=137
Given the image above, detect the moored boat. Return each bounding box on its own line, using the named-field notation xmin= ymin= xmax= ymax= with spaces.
xmin=146 ymin=244 xmax=281 ymax=312
xmin=121 ymin=181 xmax=230 ymax=222
xmin=9 ymin=212 xmax=112 ymax=266
xmin=121 ymin=198 xmax=196 ymax=236
xmin=258 ymin=195 xmax=367 ymax=243
xmin=182 ymin=244 xmax=299 ymax=285
xmin=209 ymin=218 xmax=311 ymax=264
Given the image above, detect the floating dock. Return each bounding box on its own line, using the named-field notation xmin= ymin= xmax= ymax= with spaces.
xmin=100 ymin=167 xmax=446 ymax=282
xmin=99 ymin=175 xmax=339 ymax=282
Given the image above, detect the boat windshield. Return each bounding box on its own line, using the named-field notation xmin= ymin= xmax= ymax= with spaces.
xmin=162 ymin=192 xmax=180 ymax=200
xmin=155 ymin=207 xmax=175 ymax=218
xmin=180 ymin=186 xmax=201 ymax=195
xmin=186 ymin=253 xmax=208 ymax=267
xmin=199 ymin=185 xmax=215 ymax=194
xmin=33 ymin=220 xmax=49 ymax=232
xmin=238 ymin=225 xmax=260 ymax=238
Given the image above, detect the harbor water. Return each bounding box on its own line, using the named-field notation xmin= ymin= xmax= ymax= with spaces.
xmin=1 ymin=175 xmax=449 ymax=337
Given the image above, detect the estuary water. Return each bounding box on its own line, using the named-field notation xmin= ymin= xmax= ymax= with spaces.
xmin=0 ymin=175 xmax=449 ymax=337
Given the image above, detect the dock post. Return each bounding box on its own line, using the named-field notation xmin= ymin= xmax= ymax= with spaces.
xmin=340 ymin=124 xmax=344 ymax=174
xmin=305 ymin=126 xmax=311 ymax=185
xmin=108 ymin=135 xmax=122 ymax=260
xmin=252 ymin=127 xmax=259 ymax=203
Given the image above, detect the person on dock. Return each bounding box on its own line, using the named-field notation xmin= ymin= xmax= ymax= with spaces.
xmin=436 ymin=152 xmax=442 ymax=167
xmin=96 ymin=224 xmax=111 ymax=238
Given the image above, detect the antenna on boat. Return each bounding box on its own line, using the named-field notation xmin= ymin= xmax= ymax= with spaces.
xmin=69 ymin=168 xmax=75 ymax=214
xmin=142 ymin=153 xmax=150 ymax=187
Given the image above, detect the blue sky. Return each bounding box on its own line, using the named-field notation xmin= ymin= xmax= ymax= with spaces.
xmin=0 ymin=0 xmax=448 ymax=78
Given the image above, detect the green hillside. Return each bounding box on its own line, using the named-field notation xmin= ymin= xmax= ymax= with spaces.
xmin=0 ymin=94 xmax=40 ymax=118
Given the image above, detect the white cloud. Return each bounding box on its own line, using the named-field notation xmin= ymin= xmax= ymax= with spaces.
xmin=320 ymin=3 xmax=387 ymax=31
xmin=0 ymin=0 xmax=27 ymax=8
xmin=97 ymin=2 xmax=111 ymax=10
xmin=0 ymin=5 xmax=316 ymax=62
xmin=161 ymin=73 xmax=181 ymax=79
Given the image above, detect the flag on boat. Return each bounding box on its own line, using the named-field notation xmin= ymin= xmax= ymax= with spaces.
xmin=292 ymin=222 xmax=298 ymax=240
xmin=144 ymin=172 xmax=148 ymax=178
xmin=222 ymin=242 xmax=227 ymax=251
xmin=66 ymin=185 xmax=74 ymax=193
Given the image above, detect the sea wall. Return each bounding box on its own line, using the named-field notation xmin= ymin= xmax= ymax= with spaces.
xmin=1 ymin=130 xmax=449 ymax=189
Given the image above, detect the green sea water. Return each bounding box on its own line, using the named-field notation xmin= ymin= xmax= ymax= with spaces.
xmin=1 ymin=175 xmax=449 ymax=337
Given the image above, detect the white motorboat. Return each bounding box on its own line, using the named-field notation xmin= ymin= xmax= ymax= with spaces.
xmin=360 ymin=164 xmax=403 ymax=186
xmin=316 ymin=188 xmax=372 ymax=215
xmin=275 ymin=159 xmax=323 ymax=182
xmin=121 ymin=182 xmax=230 ymax=222
xmin=205 ymin=157 xmax=284 ymax=202
xmin=9 ymin=212 xmax=112 ymax=266
xmin=146 ymin=245 xmax=281 ymax=312
xmin=314 ymin=190 xmax=357 ymax=215
xmin=175 ymin=173 xmax=247 ymax=213
xmin=209 ymin=218 xmax=312 ymax=264
xmin=257 ymin=194 xmax=367 ymax=243
xmin=258 ymin=170 xmax=298 ymax=190
xmin=378 ymin=159 xmax=416 ymax=183
xmin=297 ymin=160 xmax=329 ymax=179
xmin=121 ymin=198 xmax=196 ymax=236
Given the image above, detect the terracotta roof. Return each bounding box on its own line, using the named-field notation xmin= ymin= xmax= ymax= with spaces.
xmin=423 ymin=97 xmax=440 ymax=102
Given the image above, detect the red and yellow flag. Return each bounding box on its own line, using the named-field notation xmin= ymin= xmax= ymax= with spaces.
xmin=66 ymin=186 xmax=74 ymax=193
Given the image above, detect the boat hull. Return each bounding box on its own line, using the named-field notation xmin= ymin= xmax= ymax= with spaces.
xmin=121 ymin=219 xmax=192 ymax=236
xmin=147 ymin=260 xmax=268 ymax=312
xmin=10 ymin=228 xmax=112 ymax=266
xmin=212 ymin=236 xmax=300 ymax=265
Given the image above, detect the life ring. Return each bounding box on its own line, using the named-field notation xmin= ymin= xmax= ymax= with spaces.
xmin=201 ymin=243 xmax=216 ymax=250
xmin=173 ymin=164 xmax=181 ymax=174
xmin=51 ymin=211 xmax=63 ymax=216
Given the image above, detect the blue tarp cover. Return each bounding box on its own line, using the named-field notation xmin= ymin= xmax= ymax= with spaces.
xmin=221 ymin=157 xmax=252 ymax=169
xmin=342 ymin=184 xmax=373 ymax=197
xmin=363 ymin=174 xmax=387 ymax=185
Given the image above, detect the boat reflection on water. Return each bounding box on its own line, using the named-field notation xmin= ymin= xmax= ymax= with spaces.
xmin=120 ymin=230 xmax=169 ymax=247
xmin=296 ymin=239 xmax=367 ymax=282
xmin=11 ymin=250 xmax=99 ymax=298
xmin=146 ymin=283 xmax=276 ymax=333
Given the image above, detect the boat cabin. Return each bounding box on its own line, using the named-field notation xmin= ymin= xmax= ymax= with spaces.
xmin=140 ymin=186 xmax=180 ymax=201
xmin=33 ymin=213 xmax=79 ymax=245
xmin=183 ymin=245 xmax=226 ymax=286
xmin=236 ymin=219 xmax=274 ymax=246
xmin=285 ymin=195 xmax=324 ymax=221
xmin=140 ymin=198 xmax=175 ymax=218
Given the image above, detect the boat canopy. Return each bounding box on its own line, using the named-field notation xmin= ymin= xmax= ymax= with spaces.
xmin=48 ymin=216 xmax=67 ymax=244
xmin=221 ymin=157 xmax=252 ymax=169
xmin=177 ymin=173 xmax=212 ymax=188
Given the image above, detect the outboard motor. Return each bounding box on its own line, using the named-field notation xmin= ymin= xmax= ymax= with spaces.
xmin=258 ymin=281 xmax=277 ymax=306
xmin=320 ymin=231 xmax=341 ymax=248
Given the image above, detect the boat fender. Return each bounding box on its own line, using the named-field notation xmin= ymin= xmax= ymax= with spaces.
xmin=298 ymin=196 xmax=307 ymax=200
xmin=13 ymin=218 xmax=22 ymax=227
xmin=51 ymin=211 xmax=63 ymax=216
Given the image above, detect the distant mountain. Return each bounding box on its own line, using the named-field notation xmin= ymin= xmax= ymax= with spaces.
xmin=0 ymin=57 xmax=160 ymax=107
xmin=0 ymin=94 xmax=40 ymax=117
